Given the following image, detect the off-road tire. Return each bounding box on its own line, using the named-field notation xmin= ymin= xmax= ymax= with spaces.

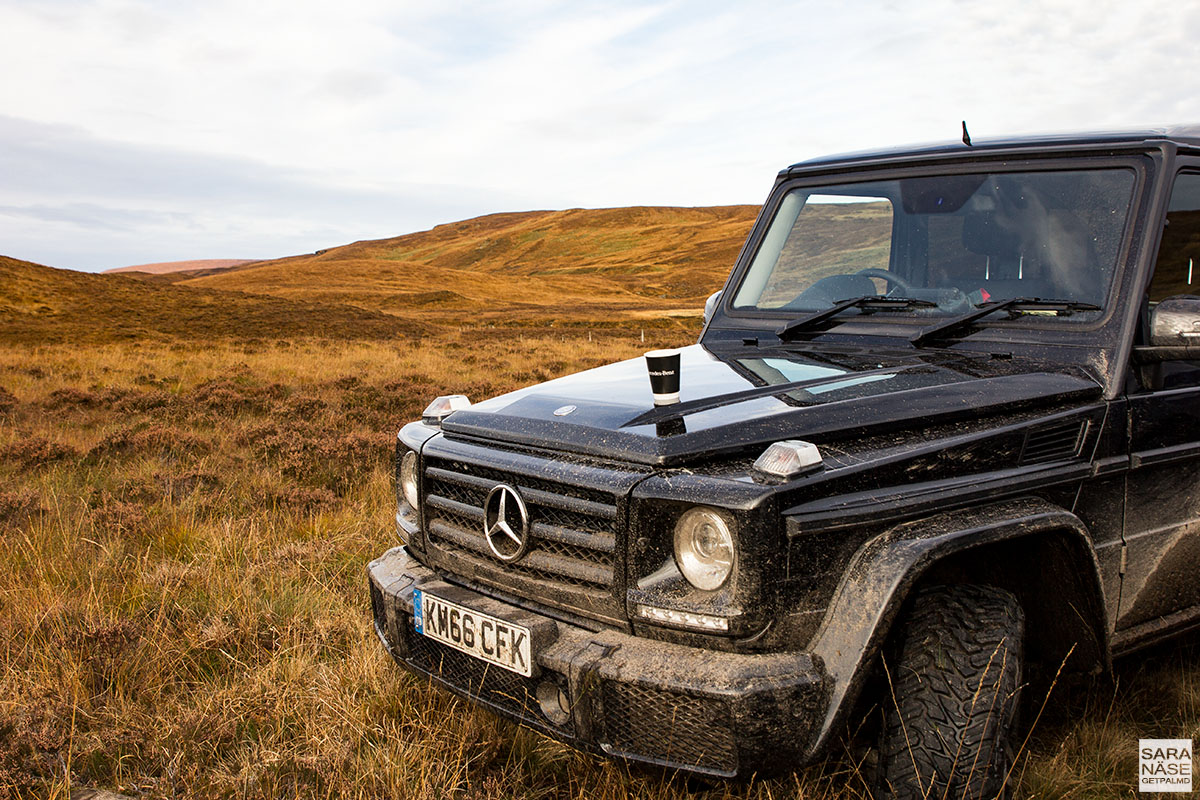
xmin=878 ymin=584 xmax=1024 ymax=800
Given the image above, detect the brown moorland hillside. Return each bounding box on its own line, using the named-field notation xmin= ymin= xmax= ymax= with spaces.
xmin=104 ymin=258 xmax=257 ymax=275
xmin=181 ymin=206 xmax=760 ymax=324
xmin=0 ymin=255 xmax=424 ymax=343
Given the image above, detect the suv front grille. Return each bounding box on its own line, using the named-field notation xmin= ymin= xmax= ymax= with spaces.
xmin=423 ymin=461 xmax=619 ymax=592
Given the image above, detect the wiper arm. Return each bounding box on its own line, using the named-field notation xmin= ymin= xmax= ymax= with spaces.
xmin=910 ymin=297 xmax=1102 ymax=347
xmin=777 ymin=295 xmax=936 ymax=341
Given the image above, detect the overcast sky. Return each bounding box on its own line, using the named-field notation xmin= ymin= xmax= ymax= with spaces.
xmin=3 ymin=0 xmax=1199 ymax=272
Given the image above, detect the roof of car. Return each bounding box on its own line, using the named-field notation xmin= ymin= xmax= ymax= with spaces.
xmin=785 ymin=126 xmax=1200 ymax=175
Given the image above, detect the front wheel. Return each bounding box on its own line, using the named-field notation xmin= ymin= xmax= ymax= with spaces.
xmin=878 ymin=584 xmax=1025 ymax=800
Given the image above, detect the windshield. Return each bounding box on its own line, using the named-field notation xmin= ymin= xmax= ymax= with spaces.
xmin=732 ymin=168 xmax=1137 ymax=322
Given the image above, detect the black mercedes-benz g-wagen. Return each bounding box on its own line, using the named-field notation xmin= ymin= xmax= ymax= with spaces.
xmin=369 ymin=128 xmax=1200 ymax=798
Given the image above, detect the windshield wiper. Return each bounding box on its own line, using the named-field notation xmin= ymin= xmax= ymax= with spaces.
xmin=777 ymin=296 xmax=937 ymax=341
xmin=910 ymin=297 xmax=1103 ymax=347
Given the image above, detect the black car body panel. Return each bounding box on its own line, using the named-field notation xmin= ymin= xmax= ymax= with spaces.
xmin=442 ymin=343 xmax=1102 ymax=466
xmin=370 ymin=128 xmax=1200 ymax=777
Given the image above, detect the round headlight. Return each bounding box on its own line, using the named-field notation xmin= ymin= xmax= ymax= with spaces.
xmin=673 ymin=507 xmax=734 ymax=591
xmin=400 ymin=450 xmax=419 ymax=510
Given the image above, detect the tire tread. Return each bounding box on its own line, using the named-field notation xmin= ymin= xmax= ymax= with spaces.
xmin=879 ymin=584 xmax=1024 ymax=800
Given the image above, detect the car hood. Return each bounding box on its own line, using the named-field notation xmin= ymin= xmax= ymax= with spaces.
xmin=439 ymin=343 xmax=1102 ymax=466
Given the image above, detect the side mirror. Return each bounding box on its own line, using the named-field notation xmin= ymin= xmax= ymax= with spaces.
xmin=703 ymin=290 xmax=723 ymax=325
xmin=1151 ymin=296 xmax=1200 ymax=345
xmin=1133 ymin=296 xmax=1200 ymax=366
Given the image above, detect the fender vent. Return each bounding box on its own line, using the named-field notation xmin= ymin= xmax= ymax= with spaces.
xmin=1019 ymin=420 xmax=1090 ymax=465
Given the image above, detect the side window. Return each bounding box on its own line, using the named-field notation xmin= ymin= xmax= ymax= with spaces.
xmin=1140 ymin=171 xmax=1200 ymax=390
xmin=1149 ymin=172 xmax=1200 ymax=302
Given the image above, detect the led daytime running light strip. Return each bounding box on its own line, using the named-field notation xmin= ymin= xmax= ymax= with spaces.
xmin=636 ymin=603 xmax=729 ymax=632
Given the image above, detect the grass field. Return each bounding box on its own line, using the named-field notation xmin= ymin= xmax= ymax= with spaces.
xmin=4 ymin=330 xmax=1197 ymax=800
xmin=2 ymin=208 xmax=1198 ymax=798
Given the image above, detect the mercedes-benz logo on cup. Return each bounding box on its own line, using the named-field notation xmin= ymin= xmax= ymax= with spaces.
xmin=645 ymin=349 xmax=681 ymax=405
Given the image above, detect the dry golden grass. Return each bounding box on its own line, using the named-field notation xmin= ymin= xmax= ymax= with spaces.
xmin=5 ymin=331 xmax=1197 ymax=799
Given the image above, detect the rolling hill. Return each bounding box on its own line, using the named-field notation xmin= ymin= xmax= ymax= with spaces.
xmin=0 ymin=205 xmax=762 ymax=342
xmin=0 ymin=255 xmax=423 ymax=343
xmin=104 ymin=258 xmax=258 ymax=275
xmin=178 ymin=206 xmax=759 ymax=324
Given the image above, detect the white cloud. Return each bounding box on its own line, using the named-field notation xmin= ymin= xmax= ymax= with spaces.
xmin=0 ymin=114 xmax=510 ymax=269
xmin=2 ymin=0 xmax=1200 ymax=269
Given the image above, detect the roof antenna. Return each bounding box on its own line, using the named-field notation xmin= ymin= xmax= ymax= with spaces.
xmin=962 ymin=120 xmax=973 ymax=147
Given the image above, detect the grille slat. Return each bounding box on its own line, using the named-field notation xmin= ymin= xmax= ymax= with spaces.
xmin=429 ymin=519 xmax=492 ymax=555
xmin=534 ymin=521 xmax=615 ymax=553
xmin=425 ymin=467 xmax=496 ymax=494
xmin=517 ymin=486 xmax=618 ymax=521
xmin=520 ymin=548 xmax=613 ymax=585
xmin=426 ymin=494 xmax=484 ymax=522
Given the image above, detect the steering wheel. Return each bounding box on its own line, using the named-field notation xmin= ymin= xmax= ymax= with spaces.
xmin=856 ymin=268 xmax=915 ymax=293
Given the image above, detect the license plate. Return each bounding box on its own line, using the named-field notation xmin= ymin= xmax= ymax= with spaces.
xmin=413 ymin=589 xmax=533 ymax=677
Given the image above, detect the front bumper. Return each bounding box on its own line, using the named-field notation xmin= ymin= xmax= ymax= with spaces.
xmin=368 ymin=546 xmax=830 ymax=777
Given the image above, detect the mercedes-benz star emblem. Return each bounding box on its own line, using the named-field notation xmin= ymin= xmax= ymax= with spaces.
xmin=483 ymin=484 xmax=531 ymax=562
